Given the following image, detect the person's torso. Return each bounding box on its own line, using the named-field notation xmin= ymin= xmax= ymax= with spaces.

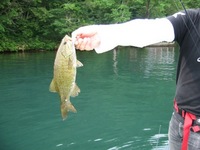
xmin=168 ymin=9 xmax=200 ymax=116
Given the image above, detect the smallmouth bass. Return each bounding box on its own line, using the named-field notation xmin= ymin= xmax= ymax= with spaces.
xmin=49 ymin=35 xmax=83 ymax=120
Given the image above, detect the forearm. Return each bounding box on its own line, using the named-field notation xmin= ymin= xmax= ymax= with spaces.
xmin=95 ymin=18 xmax=175 ymax=53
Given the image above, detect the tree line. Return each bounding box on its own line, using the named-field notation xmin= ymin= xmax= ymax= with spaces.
xmin=0 ymin=0 xmax=199 ymax=52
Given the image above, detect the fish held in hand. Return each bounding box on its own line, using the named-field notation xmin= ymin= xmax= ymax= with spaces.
xmin=49 ymin=35 xmax=83 ymax=120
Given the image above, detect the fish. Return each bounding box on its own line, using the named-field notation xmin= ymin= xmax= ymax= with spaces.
xmin=49 ymin=35 xmax=83 ymax=120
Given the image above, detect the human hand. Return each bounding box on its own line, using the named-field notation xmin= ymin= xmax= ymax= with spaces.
xmin=72 ymin=25 xmax=101 ymax=51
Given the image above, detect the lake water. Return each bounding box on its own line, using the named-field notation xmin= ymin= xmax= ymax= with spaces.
xmin=0 ymin=46 xmax=178 ymax=150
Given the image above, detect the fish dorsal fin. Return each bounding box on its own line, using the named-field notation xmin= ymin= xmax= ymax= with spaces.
xmin=70 ymin=83 xmax=80 ymax=97
xmin=49 ymin=79 xmax=58 ymax=92
xmin=76 ymin=60 xmax=83 ymax=67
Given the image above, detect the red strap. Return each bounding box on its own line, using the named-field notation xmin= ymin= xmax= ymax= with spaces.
xmin=174 ymin=100 xmax=179 ymax=112
xmin=174 ymin=100 xmax=185 ymax=117
xmin=182 ymin=112 xmax=196 ymax=150
xmin=174 ymin=99 xmax=198 ymax=150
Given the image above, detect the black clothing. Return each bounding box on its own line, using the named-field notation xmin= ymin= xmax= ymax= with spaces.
xmin=167 ymin=9 xmax=200 ymax=116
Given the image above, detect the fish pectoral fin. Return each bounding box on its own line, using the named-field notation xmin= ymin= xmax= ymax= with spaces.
xmin=70 ymin=83 xmax=80 ymax=97
xmin=76 ymin=60 xmax=83 ymax=67
xmin=49 ymin=79 xmax=58 ymax=92
xmin=61 ymin=100 xmax=77 ymax=120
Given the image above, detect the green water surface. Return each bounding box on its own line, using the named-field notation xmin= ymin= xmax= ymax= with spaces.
xmin=0 ymin=47 xmax=178 ymax=150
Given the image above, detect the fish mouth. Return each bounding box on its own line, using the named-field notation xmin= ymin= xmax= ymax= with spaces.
xmin=61 ymin=40 xmax=75 ymax=58
xmin=64 ymin=35 xmax=72 ymax=44
xmin=63 ymin=35 xmax=72 ymax=46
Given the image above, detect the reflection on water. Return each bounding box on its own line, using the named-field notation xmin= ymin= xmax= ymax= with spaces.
xmin=143 ymin=47 xmax=175 ymax=80
xmin=0 ymin=47 xmax=177 ymax=150
xmin=113 ymin=49 xmax=118 ymax=76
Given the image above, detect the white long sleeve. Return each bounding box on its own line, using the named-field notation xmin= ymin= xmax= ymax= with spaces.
xmin=95 ymin=18 xmax=175 ymax=53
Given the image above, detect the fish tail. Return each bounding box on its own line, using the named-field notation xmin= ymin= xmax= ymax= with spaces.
xmin=61 ymin=99 xmax=77 ymax=120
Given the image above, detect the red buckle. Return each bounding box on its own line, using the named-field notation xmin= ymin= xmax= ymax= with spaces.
xmin=192 ymin=125 xmax=200 ymax=132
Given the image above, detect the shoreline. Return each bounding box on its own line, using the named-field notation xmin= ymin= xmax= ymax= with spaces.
xmin=0 ymin=42 xmax=176 ymax=53
xmin=147 ymin=42 xmax=176 ymax=47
